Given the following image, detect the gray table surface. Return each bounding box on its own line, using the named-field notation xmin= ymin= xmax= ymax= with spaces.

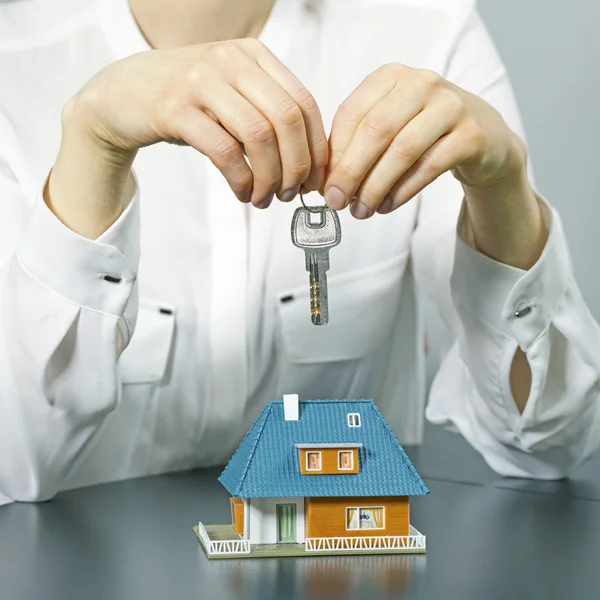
xmin=1 ymin=452 xmax=599 ymax=600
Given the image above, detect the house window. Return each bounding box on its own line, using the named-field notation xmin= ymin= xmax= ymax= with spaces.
xmin=346 ymin=507 xmax=385 ymax=530
xmin=338 ymin=450 xmax=354 ymax=471
xmin=306 ymin=451 xmax=322 ymax=471
xmin=347 ymin=413 xmax=361 ymax=428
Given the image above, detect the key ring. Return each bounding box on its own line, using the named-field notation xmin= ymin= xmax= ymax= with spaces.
xmin=299 ymin=189 xmax=324 ymax=213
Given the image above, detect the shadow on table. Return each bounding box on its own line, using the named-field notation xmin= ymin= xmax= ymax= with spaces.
xmin=201 ymin=553 xmax=425 ymax=600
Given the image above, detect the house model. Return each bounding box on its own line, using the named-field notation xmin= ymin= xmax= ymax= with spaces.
xmin=195 ymin=396 xmax=428 ymax=559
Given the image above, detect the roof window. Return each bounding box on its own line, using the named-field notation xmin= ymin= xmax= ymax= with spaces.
xmin=347 ymin=413 xmax=361 ymax=428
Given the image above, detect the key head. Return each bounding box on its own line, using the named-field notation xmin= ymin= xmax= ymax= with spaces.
xmin=291 ymin=206 xmax=342 ymax=250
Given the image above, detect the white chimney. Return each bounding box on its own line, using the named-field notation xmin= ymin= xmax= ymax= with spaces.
xmin=283 ymin=394 xmax=299 ymax=421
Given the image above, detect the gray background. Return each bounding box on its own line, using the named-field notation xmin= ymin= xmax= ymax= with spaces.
xmin=480 ymin=0 xmax=600 ymax=311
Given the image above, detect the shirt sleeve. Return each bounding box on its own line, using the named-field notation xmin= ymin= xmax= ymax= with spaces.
xmin=415 ymin=7 xmax=600 ymax=479
xmin=0 ymin=151 xmax=140 ymax=503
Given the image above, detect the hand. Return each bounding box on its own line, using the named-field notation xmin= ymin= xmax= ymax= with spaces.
xmin=49 ymin=39 xmax=328 ymax=239
xmin=323 ymin=63 xmax=526 ymax=219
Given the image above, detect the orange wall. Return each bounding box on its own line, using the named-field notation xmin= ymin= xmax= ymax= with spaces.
xmin=306 ymin=497 xmax=409 ymax=538
xmin=230 ymin=498 xmax=244 ymax=535
xmin=299 ymin=448 xmax=359 ymax=475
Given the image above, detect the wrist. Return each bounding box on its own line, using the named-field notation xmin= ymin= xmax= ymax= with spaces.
xmin=462 ymin=132 xmax=529 ymax=200
xmin=461 ymin=148 xmax=547 ymax=270
xmin=463 ymin=159 xmax=530 ymax=209
xmin=61 ymin=94 xmax=137 ymax=172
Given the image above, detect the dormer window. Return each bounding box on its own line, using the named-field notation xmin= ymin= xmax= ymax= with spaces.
xmin=296 ymin=443 xmax=362 ymax=475
xmin=347 ymin=413 xmax=361 ymax=428
xmin=305 ymin=451 xmax=322 ymax=472
xmin=338 ymin=451 xmax=354 ymax=470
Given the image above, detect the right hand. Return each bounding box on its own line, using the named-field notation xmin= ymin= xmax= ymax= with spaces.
xmin=49 ymin=39 xmax=328 ymax=238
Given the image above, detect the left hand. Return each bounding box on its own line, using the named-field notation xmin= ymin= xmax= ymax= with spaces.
xmin=323 ymin=63 xmax=527 ymax=219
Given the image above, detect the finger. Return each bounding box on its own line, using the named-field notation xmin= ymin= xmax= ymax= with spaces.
xmin=234 ymin=61 xmax=312 ymax=201
xmin=254 ymin=45 xmax=329 ymax=193
xmin=201 ymin=77 xmax=281 ymax=207
xmin=375 ymin=132 xmax=469 ymax=215
xmin=326 ymin=67 xmax=402 ymax=187
xmin=325 ymin=85 xmax=426 ymax=212
xmin=350 ymin=103 xmax=457 ymax=218
xmin=174 ymin=107 xmax=253 ymax=203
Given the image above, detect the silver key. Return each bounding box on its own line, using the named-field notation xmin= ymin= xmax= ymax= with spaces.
xmin=291 ymin=205 xmax=342 ymax=325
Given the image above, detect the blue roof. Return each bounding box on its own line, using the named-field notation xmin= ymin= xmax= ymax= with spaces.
xmin=219 ymin=399 xmax=429 ymax=499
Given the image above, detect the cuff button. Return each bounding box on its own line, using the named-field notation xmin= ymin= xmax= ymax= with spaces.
xmin=99 ymin=273 xmax=123 ymax=284
xmin=514 ymin=305 xmax=534 ymax=318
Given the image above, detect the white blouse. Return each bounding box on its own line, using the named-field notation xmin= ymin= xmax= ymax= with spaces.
xmin=0 ymin=0 xmax=598 ymax=505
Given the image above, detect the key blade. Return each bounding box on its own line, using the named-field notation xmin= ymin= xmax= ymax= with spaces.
xmin=308 ymin=254 xmax=321 ymax=325
xmin=308 ymin=251 xmax=330 ymax=326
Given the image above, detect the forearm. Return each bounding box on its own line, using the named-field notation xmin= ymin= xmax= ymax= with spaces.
xmin=460 ymin=141 xmax=547 ymax=412
xmin=0 ymin=170 xmax=141 ymax=503
xmin=441 ymin=193 xmax=600 ymax=476
xmin=0 ymin=213 xmax=139 ymax=501
xmin=0 ymin=278 xmax=120 ymax=501
xmin=45 ymin=98 xmax=137 ymax=240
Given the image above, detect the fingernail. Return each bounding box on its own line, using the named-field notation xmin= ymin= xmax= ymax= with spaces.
xmin=280 ymin=186 xmax=300 ymax=203
xmin=350 ymin=200 xmax=373 ymax=220
xmin=236 ymin=189 xmax=252 ymax=203
xmin=378 ymin=196 xmax=394 ymax=214
xmin=325 ymin=186 xmax=347 ymax=210
xmin=257 ymin=193 xmax=274 ymax=209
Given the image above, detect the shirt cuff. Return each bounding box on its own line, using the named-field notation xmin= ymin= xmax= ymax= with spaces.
xmin=450 ymin=196 xmax=571 ymax=351
xmin=16 ymin=173 xmax=140 ymax=318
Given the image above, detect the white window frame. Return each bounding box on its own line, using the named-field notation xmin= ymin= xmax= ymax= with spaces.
xmin=347 ymin=413 xmax=361 ymax=428
xmin=345 ymin=506 xmax=385 ymax=531
xmin=338 ymin=450 xmax=354 ymax=471
xmin=305 ymin=451 xmax=322 ymax=472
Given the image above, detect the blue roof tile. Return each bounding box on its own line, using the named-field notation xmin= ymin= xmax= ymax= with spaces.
xmin=219 ymin=399 xmax=429 ymax=498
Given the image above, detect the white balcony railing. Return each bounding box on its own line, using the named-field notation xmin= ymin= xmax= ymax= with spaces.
xmin=305 ymin=526 xmax=426 ymax=553
xmin=197 ymin=522 xmax=251 ymax=556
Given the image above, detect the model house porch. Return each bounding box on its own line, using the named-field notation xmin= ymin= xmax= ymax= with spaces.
xmin=197 ymin=396 xmax=428 ymax=558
